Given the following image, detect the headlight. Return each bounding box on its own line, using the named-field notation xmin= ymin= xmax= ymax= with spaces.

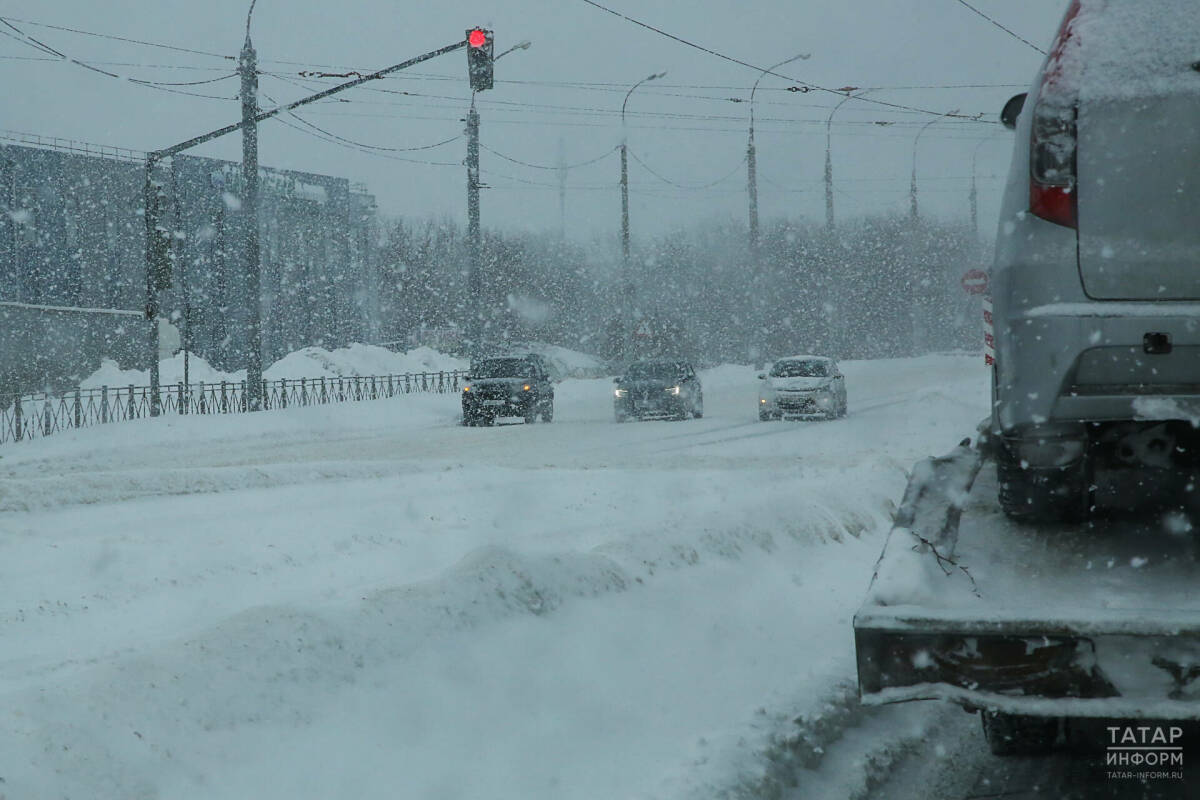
xmin=523 ymin=384 xmax=531 ymax=391
xmin=760 ymin=398 xmax=767 ymax=404
xmin=667 ymin=386 xmax=681 ymax=395
xmin=614 ymin=389 xmax=627 ymax=397
xmin=462 ymin=385 xmax=471 ymax=392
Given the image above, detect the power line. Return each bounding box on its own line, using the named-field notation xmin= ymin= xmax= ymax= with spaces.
xmin=951 ymin=0 xmax=1046 ymax=55
xmin=479 ymin=143 xmax=617 ymax=171
xmin=626 ymin=149 xmax=746 ymax=190
xmin=0 ymin=19 xmax=235 ymax=98
xmin=0 ymin=15 xmax=233 ymax=60
xmin=259 ymin=80 xmax=461 ymax=153
xmin=258 ymin=91 xmax=461 ymax=167
xmin=576 ymin=0 xmax=987 ymax=121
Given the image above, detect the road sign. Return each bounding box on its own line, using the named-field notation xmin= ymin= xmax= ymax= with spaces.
xmin=634 ymin=320 xmax=652 ymax=338
xmin=961 ymin=268 xmax=989 ymax=295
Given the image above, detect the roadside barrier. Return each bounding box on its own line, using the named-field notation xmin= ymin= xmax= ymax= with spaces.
xmin=0 ymin=371 xmax=467 ymax=446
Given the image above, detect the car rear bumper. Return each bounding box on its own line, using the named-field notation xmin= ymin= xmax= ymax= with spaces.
xmin=996 ymin=304 xmax=1200 ymax=429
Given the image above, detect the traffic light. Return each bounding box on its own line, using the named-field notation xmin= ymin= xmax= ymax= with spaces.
xmin=466 ymin=28 xmax=493 ymax=91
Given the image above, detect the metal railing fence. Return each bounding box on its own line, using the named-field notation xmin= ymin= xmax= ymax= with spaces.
xmin=0 ymin=371 xmax=466 ymax=446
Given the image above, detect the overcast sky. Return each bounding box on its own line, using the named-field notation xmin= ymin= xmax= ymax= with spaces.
xmin=1 ymin=1 xmax=1067 ymax=241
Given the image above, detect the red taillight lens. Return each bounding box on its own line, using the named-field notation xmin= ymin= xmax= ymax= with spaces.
xmin=1029 ymin=102 xmax=1077 ymax=228
xmin=1028 ymin=0 xmax=1081 ymax=229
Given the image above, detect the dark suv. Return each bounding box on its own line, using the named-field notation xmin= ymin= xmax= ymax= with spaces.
xmin=613 ymin=360 xmax=703 ymax=422
xmin=461 ymin=356 xmax=554 ymax=426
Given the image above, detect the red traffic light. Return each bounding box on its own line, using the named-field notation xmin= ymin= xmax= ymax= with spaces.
xmin=468 ymin=29 xmax=488 ymax=48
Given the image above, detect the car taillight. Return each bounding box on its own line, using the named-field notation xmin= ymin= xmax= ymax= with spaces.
xmin=1029 ymin=0 xmax=1081 ymax=229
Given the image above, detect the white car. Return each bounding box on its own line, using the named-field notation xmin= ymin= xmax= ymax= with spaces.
xmin=758 ymin=356 xmax=847 ymax=421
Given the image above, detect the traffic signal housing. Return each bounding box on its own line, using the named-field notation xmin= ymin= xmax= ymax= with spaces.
xmin=467 ymin=28 xmax=494 ymax=91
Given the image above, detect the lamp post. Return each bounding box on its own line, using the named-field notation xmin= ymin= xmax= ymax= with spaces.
xmin=620 ymin=71 xmax=665 ymax=363
xmin=748 ymin=53 xmax=808 ymax=251
xmin=824 ymin=89 xmax=870 ymax=230
xmin=907 ymin=113 xmax=945 ymax=220
xmin=969 ymin=136 xmax=994 ymax=238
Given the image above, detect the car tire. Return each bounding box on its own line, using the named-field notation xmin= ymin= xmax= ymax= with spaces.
xmin=759 ymin=409 xmax=772 ymax=421
xmin=524 ymin=410 xmax=537 ymax=424
xmin=981 ymin=711 xmax=1057 ymax=756
xmin=996 ymin=439 xmax=1089 ymax=523
xmin=541 ymin=404 xmax=554 ymax=423
xmin=692 ymin=400 xmax=703 ymax=419
xmin=479 ymin=414 xmax=495 ymax=427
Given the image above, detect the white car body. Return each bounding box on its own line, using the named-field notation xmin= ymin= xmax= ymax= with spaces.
xmin=758 ymin=355 xmax=847 ymax=420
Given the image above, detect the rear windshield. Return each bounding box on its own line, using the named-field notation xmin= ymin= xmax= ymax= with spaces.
xmin=471 ymin=359 xmax=530 ymax=378
xmin=1071 ymin=0 xmax=1200 ymax=102
xmin=771 ymin=360 xmax=830 ymax=378
xmin=626 ymin=362 xmax=682 ymax=380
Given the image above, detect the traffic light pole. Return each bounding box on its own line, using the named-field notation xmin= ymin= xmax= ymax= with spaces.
xmin=240 ymin=34 xmax=262 ymax=411
xmin=141 ymin=37 xmax=468 ymax=411
xmin=466 ymin=101 xmax=482 ymax=359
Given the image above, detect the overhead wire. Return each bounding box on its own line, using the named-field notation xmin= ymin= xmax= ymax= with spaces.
xmin=258 ymin=89 xmax=461 ymax=166
xmin=626 ymin=149 xmax=747 ymax=190
xmin=0 ymin=18 xmax=236 ymax=98
xmin=0 ymin=15 xmax=233 ymax=60
xmin=951 ymin=0 xmax=1047 ymax=55
xmin=576 ymin=0 xmax=989 ymax=121
xmin=479 ymin=142 xmax=617 ymax=171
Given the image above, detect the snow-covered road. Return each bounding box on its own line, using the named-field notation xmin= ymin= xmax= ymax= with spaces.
xmin=1 ymin=355 xmax=989 ymax=799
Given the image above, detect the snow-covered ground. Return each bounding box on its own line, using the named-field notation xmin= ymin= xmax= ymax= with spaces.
xmin=0 ymin=354 xmax=989 ymax=799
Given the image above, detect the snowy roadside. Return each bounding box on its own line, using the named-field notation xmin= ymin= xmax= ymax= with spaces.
xmin=0 ymin=355 xmax=990 ymax=799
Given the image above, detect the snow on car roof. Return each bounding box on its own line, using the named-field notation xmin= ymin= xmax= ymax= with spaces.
xmin=1072 ymin=0 xmax=1200 ymax=101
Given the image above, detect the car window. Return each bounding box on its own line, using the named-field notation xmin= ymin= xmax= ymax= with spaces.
xmin=771 ymin=360 xmax=830 ymax=378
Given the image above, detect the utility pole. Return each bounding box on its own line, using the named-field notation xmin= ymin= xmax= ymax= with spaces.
xmin=170 ymin=162 xmax=190 ymax=400
xmin=620 ymin=71 xmax=664 ymax=364
xmin=466 ymin=100 xmax=482 ymax=360
xmin=746 ymin=129 xmax=758 ymax=256
xmin=557 ymin=137 xmax=567 ymax=241
xmin=143 ymin=157 xmax=166 ymax=416
xmin=620 ymin=140 xmax=631 ymax=361
xmin=239 ymin=31 xmax=262 ymax=411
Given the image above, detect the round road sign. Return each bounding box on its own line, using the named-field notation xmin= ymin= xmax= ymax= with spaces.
xmin=961 ymin=268 xmax=989 ymax=295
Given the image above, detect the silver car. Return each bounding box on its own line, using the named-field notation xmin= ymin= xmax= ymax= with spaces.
xmin=990 ymin=0 xmax=1200 ymax=521
xmin=758 ymin=356 xmax=847 ymax=421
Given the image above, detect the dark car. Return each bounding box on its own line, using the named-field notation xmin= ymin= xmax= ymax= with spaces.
xmin=461 ymin=356 xmax=554 ymax=426
xmin=613 ymin=360 xmax=703 ymax=422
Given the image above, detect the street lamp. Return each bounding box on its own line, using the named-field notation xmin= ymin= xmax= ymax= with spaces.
xmin=496 ymin=40 xmax=531 ymax=61
xmin=910 ymin=111 xmax=956 ymax=222
xmin=745 ymin=53 xmax=807 ymax=369
xmin=747 ymin=53 xmax=808 ymax=251
xmin=969 ymin=135 xmax=997 ymax=238
xmin=824 ymin=89 xmax=871 ymax=229
xmin=620 ymin=70 xmax=665 ymax=363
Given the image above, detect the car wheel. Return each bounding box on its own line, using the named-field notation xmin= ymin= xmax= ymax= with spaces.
xmin=479 ymin=414 xmax=495 ymax=427
xmin=692 ymin=401 xmax=703 ymax=419
xmin=996 ymin=438 xmax=1089 ymax=522
xmin=759 ymin=409 xmax=772 ymax=421
xmin=541 ymin=403 xmax=554 ymax=423
xmin=981 ymin=711 xmax=1057 ymax=756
